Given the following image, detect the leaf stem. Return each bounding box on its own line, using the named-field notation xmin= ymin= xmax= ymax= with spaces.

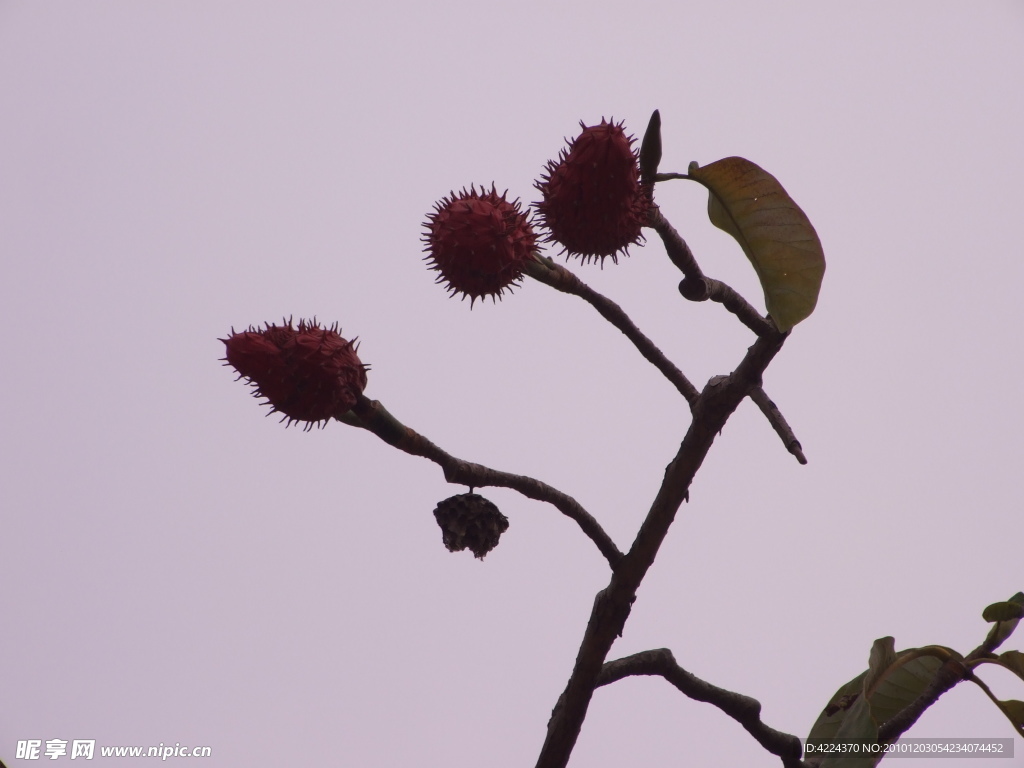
xmin=653 ymin=172 xmax=691 ymax=182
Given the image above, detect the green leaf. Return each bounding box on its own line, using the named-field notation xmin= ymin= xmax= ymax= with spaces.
xmin=968 ymin=674 xmax=1024 ymax=738
xmin=864 ymin=637 xmax=897 ymax=696
xmin=687 ymin=157 xmax=825 ymax=331
xmin=807 ymin=644 xmax=949 ymax=763
xmin=999 ymin=650 xmax=1024 ymax=681
xmin=866 ymin=651 xmax=946 ymax=726
xmin=995 ymin=699 xmax=1024 ymax=734
xmin=807 ymin=672 xmax=866 ymax=749
xmin=983 ymin=601 xmax=1024 ymax=622
xmin=818 ymin=695 xmax=882 ymax=768
xmin=983 ymin=593 xmax=1024 ymax=651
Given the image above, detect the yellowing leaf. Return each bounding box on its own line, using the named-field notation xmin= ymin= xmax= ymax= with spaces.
xmin=688 ymin=157 xmax=825 ymax=332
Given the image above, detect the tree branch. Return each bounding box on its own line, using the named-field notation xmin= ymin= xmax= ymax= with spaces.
xmin=749 ymin=387 xmax=807 ymax=465
xmin=596 ymin=649 xmax=807 ymax=768
xmin=646 ymin=207 xmax=775 ymax=338
xmin=646 ymin=205 xmax=705 ymax=282
xmin=703 ymin=278 xmax=777 ymax=338
xmin=641 ymin=206 xmax=806 ymax=461
xmin=523 ymin=255 xmax=700 ymax=405
xmin=338 ymin=395 xmax=624 ymax=567
xmin=525 ymin=235 xmax=807 ymax=463
xmin=535 ymin=331 xmax=787 ymax=768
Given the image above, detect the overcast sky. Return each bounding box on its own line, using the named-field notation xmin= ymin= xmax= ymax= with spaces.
xmin=2 ymin=2 xmax=1023 ymax=766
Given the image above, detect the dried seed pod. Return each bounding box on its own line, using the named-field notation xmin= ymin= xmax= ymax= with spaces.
xmin=432 ymin=493 xmax=509 ymax=559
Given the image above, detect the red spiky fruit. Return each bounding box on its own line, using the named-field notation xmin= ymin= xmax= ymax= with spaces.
xmin=422 ymin=185 xmax=538 ymax=304
xmin=221 ymin=318 xmax=368 ymax=429
xmin=534 ymin=119 xmax=649 ymax=264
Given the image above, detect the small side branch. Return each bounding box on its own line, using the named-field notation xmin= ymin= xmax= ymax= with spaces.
xmin=523 ymin=256 xmax=699 ymax=405
xmin=749 ymin=387 xmax=807 ymax=465
xmin=646 ymin=207 xmax=704 ymax=281
xmin=703 ymin=278 xmax=776 ymax=337
xmin=597 ymin=649 xmax=807 ymax=768
xmin=340 ymin=395 xmax=624 ymax=567
xmin=647 ymin=208 xmax=775 ymax=338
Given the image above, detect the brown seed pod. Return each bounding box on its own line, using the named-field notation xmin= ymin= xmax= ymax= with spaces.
xmin=432 ymin=493 xmax=509 ymax=559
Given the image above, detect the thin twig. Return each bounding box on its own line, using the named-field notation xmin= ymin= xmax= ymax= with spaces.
xmin=523 ymin=256 xmax=700 ymax=405
xmin=647 ymin=204 xmax=806 ymax=460
xmin=647 ymin=208 xmax=776 ymax=337
xmin=646 ymin=206 xmax=704 ymax=280
xmin=596 ymin=649 xmax=807 ymax=768
xmin=645 ymin=207 xmax=805 ymax=457
xmin=338 ymin=395 xmax=624 ymax=567
xmin=706 ymin=278 xmax=777 ymax=337
xmin=527 ymin=231 xmax=804 ymax=461
xmin=749 ymin=387 xmax=807 ymax=464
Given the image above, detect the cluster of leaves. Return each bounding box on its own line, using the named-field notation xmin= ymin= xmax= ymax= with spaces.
xmin=806 ymin=595 xmax=1024 ymax=768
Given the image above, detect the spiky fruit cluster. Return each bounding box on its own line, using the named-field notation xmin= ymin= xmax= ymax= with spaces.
xmin=534 ymin=119 xmax=649 ymax=264
xmin=432 ymin=493 xmax=509 ymax=559
xmin=222 ymin=318 xmax=368 ymax=429
xmin=422 ymin=185 xmax=538 ymax=304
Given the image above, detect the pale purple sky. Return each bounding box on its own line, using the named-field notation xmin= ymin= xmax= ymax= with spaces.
xmin=2 ymin=2 xmax=1023 ymax=766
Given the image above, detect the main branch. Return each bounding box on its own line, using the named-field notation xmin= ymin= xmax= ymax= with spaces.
xmin=534 ymin=331 xmax=786 ymax=768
